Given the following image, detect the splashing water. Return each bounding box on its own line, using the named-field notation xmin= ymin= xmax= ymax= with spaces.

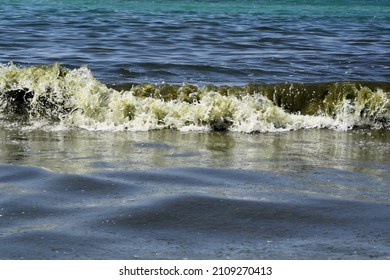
xmin=1 ymin=63 xmax=389 ymax=132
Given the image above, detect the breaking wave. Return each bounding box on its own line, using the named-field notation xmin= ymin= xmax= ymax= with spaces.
xmin=1 ymin=63 xmax=389 ymax=133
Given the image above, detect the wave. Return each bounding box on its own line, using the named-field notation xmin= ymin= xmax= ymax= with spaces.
xmin=1 ymin=63 xmax=389 ymax=132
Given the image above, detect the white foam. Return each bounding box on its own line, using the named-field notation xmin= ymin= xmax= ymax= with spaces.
xmin=1 ymin=63 xmax=389 ymax=133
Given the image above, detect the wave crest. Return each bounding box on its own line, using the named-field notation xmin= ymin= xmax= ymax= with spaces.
xmin=1 ymin=63 xmax=389 ymax=132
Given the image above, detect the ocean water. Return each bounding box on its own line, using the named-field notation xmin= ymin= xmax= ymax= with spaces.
xmin=1 ymin=0 xmax=390 ymax=259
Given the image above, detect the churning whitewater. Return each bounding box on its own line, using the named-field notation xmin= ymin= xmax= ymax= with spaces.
xmin=1 ymin=63 xmax=389 ymax=132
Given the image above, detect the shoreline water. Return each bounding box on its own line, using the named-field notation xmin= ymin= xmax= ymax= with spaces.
xmin=1 ymin=128 xmax=389 ymax=259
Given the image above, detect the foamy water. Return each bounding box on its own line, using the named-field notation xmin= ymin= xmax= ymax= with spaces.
xmin=1 ymin=64 xmax=389 ymax=133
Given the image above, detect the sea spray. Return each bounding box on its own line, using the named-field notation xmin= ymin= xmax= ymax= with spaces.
xmin=1 ymin=63 xmax=389 ymax=132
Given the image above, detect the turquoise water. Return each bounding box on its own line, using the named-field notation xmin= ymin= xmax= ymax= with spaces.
xmin=1 ymin=0 xmax=389 ymax=84
xmin=0 ymin=0 xmax=390 ymax=259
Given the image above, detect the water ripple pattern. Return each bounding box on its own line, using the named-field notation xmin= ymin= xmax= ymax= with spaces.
xmin=0 ymin=0 xmax=389 ymax=84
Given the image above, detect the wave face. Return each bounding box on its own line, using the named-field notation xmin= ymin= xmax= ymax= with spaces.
xmin=1 ymin=63 xmax=390 ymax=132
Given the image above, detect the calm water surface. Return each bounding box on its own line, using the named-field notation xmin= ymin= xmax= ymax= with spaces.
xmin=0 ymin=129 xmax=389 ymax=259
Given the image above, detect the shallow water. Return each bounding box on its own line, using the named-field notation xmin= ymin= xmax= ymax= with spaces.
xmin=0 ymin=129 xmax=389 ymax=259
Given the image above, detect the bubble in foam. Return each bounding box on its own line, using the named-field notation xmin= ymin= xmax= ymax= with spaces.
xmin=1 ymin=63 xmax=389 ymax=133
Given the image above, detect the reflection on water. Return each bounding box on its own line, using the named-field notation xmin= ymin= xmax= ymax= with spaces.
xmin=1 ymin=128 xmax=390 ymax=259
xmin=0 ymin=128 xmax=389 ymax=176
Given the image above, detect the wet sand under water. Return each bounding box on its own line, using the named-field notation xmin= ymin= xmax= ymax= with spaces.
xmin=0 ymin=129 xmax=389 ymax=259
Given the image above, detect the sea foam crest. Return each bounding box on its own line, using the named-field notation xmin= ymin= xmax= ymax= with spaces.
xmin=0 ymin=63 xmax=389 ymax=132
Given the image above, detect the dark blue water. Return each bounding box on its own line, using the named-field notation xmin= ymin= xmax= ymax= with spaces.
xmin=1 ymin=0 xmax=389 ymax=84
xmin=1 ymin=0 xmax=390 ymax=260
